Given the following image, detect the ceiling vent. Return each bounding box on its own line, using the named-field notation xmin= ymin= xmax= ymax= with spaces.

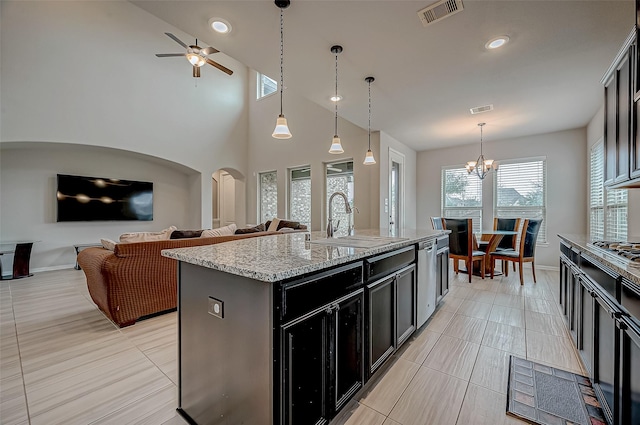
xmin=418 ymin=0 xmax=464 ymax=27
xmin=470 ymin=104 xmax=494 ymax=115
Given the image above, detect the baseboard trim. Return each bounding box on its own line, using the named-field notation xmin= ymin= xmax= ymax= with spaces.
xmin=536 ymin=265 xmax=559 ymax=272
xmin=31 ymin=265 xmax=77 ymax=274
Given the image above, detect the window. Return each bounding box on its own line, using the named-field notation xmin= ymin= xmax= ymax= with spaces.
xmin=589 ymin=141 xmax=628 ymax=241
xmin=289 ymin=167 xmax=311 ymax=229
xmin=494 ymin=158 xmax=547 ymax=243
xmin=441 ymin=167 xmax=482 ymax=233
xmin=326 ymin=161 xmax=354 ymax=237
xmin=258 ymin=171 xmax=277 ymax=223
xmin=257 ymin=73 xmax=277 ymax=99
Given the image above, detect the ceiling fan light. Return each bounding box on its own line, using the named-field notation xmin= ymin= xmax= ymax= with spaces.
xmin=186 ymin=52 xmax=206 ymax=67
xmin=363 ymin=149 xmax=376 ymax=165
xmin=272 ymin=115 xmax=292 ymax=139
xmin=329 ymin=136 xmax=344 ymax=154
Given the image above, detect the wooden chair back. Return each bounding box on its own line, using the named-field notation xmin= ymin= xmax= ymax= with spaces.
xmin=444 ymin=218 xmax=473 ymax=256
xmin=494 ymin=218 xmax=521 ymax=250
xmin=430 ymin=217 xmax=446 ymax=230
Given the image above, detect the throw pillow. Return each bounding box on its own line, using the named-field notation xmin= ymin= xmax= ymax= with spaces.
xmin=100 ymin=238 xmax=117 ymax=251
xmin=170 ymin=229 xmax=204 ymax=239
xmin=278 ymin=227 xmax=295 ymax=233
xmin=119 ymin=226 xmax=177 ymax=243
xmin=201 ymin=223 xmax=237 ymax=238
xmin=267 ymin=218 xmax=281 ymax=232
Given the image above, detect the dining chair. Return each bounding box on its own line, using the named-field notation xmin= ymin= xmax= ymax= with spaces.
xmin=444 ymin=218 xmax=485 ymax=283
xmin=430 ymin=217 xmax=446 ymax=230
xmin=490 ymin=219 xmax=542 ymax=285
xmin=477 ymin=218 xmax=521 ymax=252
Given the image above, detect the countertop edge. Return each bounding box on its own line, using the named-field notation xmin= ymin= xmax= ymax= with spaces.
xmin=558 ymin=234 xmax=640 ymax=286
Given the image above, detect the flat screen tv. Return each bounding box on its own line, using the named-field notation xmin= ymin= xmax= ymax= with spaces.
xmin=56 ymin=174 xmax=153 ymax=222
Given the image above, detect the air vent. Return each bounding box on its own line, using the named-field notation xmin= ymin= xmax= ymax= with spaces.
xmin=470 ymin=104 xmax=494 ymax=115
xmin=418 ymin=0 xmax=464 ymax=27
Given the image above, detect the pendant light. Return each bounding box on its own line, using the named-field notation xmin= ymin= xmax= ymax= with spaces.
xmin=465 ymin=123 xmax=497 ymax=180
xmin=328 ymin=45 xmax=344 ymax=154
xmin=363 ymin=76 xmax=376 ymax=165
xmin=272 ymin=0 xmax=292 ymax=139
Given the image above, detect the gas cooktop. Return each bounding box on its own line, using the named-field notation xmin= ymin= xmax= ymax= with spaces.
xmin=591 ymin=241 xmax=640 ymax=263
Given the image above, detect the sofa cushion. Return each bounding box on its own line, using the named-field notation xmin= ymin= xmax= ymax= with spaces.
xmin=170 ymin=229 xmax=204 ymax=239
xmin=265 ymin=219 xmax=303 ymax=230
xmin=101 ymin=238 xmax=117 ymax=251
xmin=235 ymin=223 xmax=266 ymax=234
xmin=119 ymin=226 xmax=177 ymax=243
xmin=201 ymin=223 xmax=237 ymax=238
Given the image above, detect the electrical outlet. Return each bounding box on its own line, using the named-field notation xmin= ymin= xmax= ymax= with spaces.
xmin=208 ymin=296 xmax=224 ymax=319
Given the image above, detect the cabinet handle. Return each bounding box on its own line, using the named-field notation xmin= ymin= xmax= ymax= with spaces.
xmin=333 ymin=302 xmax=340 ymax=312
xmin=325 ymin=306 xmax=334 ymax=315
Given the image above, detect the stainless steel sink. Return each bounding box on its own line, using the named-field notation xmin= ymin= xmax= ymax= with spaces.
xmin=309 ymin=235 xmax=408 ymax=248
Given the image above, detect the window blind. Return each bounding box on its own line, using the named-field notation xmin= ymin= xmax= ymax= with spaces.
xmin=494 ymin=159 xmax=547 ymax=243
xmin=589 ymin=142 xmax=604 ymax=241
xmin=441 ymin=167 xmax=482 ymax=233
xmin=289 ymin=167 xmax=311 ymax=229
xmin=606 ymin=188 xmax=628 ymax=241
xmin=257 ymin=73 xmax=277 ymax=99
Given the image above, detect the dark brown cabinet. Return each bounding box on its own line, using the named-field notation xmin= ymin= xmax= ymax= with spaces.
xmin=604 ymin=28 xmax=640 ymax=188
xmin=436 ymin=237 xmax=450 ymax=304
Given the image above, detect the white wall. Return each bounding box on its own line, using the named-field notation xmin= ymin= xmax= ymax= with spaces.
xmin=417 ymin=128 xmax=588 ymax=267
xmin=0 ymin=1 xmax=250 ymax=228
xmin=0 ymin=144 xmax=196 ymax=272
xmin=379 ymin=131 xmax=417 ymax=231
xmin=587 ymin=106 xmax=640 ymax=239
xmin=246 ymin=70 xmax=380 ymax=231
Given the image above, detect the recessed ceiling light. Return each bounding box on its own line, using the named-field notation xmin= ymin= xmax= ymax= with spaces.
xmin=485 ymin=36 xmax=510 ymax=50
xmin=209 ymin=17 xmax=231 ymax=34
xmin=330 ymin=95 xmax=342 ymax=102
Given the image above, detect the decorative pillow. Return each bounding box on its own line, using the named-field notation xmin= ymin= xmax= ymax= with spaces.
xmin=201 ymin=223 xmax=237 ymax=238
xmin=235 ymin=223 xmax=266 ymax=234
xmin=267 ymin=218 xmax=281 ymax=232
xmin=170 ymin=229 xmax=204 ymax=239
xmin=119 ymin=226 xmax=177 ymax=243
xmin=100 ymin=238 xmax=117 ymax=251
xmin=265 ymin=219 xmax=302 ymax=230
xmin=278 ymin=227 xmax=295 ymax=233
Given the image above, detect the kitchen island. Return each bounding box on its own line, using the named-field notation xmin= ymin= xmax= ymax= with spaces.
xmin=557 ymin=235 xmax=640 ymax=425
xmin=162 ymin=228 xmax=448 ymax=425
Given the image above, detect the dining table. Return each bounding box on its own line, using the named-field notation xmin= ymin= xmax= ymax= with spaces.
xmin=474 ymin=230 xmax=518 ymax=276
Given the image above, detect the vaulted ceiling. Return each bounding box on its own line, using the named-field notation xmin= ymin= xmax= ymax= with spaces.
xmin=134 ymin=0 xmax=634 ymax=151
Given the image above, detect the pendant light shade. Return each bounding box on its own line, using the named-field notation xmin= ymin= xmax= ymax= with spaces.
xmin=466 ymin=123 xmax=497 ymax=180
xmin=329 ymin=45 xmax=343 ymax=154
xmin=363 ymin=76 xmax=376 ymax=165
xmin=272 ymin=0 xmax=292 ymax=139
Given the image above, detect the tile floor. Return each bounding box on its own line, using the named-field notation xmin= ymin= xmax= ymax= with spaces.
xmin=0 ymin=265 xmax=585 ymax=425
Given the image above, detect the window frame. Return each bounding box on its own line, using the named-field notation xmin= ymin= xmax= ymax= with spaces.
xmin=258 ymin=170 xmax=278 ymax=224
xmin=440 ymin=165 xmax=483 ymax=234
xmin=256 ymin=73 xmax=277 ymax=100
xmin=493 ymin=156 xmax=547 ymax=244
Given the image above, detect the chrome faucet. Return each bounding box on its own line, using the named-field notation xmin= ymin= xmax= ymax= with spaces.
xmin=327 ymin=191 xmax=352 ymax=238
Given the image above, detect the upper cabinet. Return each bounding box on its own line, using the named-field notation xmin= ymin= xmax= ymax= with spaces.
xmin=603 ymin=28 xmax=637 ymax=188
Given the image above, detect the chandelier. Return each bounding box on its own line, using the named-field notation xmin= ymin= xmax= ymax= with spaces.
xmin=466 ymin=122 xmax=497 ymax=179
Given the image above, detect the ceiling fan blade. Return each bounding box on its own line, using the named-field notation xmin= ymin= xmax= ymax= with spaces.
xmin=155 ymin=53 xmax=186 ymax=57
xmin=165 ymin=32 xmax=188 ymax=48
xmin=193 ymin=66 xmax=201 ymax=78
xmin=206 ymin=58 xmax=233 ymax=75
xmin=200 ymin=47 xmax=219 ymax=56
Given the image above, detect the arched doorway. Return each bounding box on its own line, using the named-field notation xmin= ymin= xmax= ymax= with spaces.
xmin=212 ymin=168 xmax=246 ymax=229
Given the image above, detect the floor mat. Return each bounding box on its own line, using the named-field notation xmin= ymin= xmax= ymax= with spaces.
xmin=506 ymin=356 xmax=607 ymax=425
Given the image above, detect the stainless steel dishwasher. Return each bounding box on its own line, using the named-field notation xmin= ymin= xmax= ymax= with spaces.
xmin=417 ymin=239 xmax=437 ymax=328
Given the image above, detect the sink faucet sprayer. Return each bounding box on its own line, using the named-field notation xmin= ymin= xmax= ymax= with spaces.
xmin=327 ymin=191 xmax=352 ymax=238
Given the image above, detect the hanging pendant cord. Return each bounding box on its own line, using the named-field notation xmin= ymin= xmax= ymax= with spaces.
xmin=334 ymin=51 xmax=338 ymax=136
xmin=279 ymin=8 xmax=284 ymax=116
xmin=368 ymin=80 xmax=372 ymax=149
xmin=480 ymin=124 xmax=483 ymax=156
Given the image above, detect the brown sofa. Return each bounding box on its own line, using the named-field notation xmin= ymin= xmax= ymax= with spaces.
xmin=77 ymin=231 xmax=278 ymax=327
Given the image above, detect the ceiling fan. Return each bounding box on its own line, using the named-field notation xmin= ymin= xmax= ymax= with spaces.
xmin=155 ymin=32 xmax=233 ymax=78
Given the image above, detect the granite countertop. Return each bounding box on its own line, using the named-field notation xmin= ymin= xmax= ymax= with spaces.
xmin=162 ymin=228 xmax=447 ymax=283
xmin=558 ymin=234 xmax=640 ymax=285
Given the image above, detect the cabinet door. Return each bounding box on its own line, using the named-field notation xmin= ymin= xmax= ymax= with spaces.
xmin=332 ymin=290 xmax=364 ymax=412
xmin=633 ymin=89 xmax=640 ymax=179
xmin=396 ymin=265 xmax=416 ymax=347
xmin=569 ymin=266 xmax=581 ymax=343
xmin=281 ymin=309 xmax=330 ymax=425
xmin=367 ymin=276 xmax=395 ymax=375
xmin=593 ymin=292 xmax=620 ymax=424
xmin=436 ymin=249 xmax=450 ymax=304
xmin=578 ymin=275 xmax=595 ymax=375
xmin=620 ymin=317 xmax=640 ymax=425
xmin=559 ymin=256 xmax=571 ymax=318
xmin=605 ymin=74 xmax=618 ymax=186
xmin=616 ymin=49 xmax=632 ymax=183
